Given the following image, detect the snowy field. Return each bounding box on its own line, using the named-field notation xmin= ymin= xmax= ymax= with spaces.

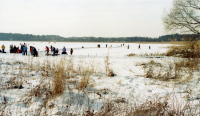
xmin=0 ymin=41 xmax=200 ymax=115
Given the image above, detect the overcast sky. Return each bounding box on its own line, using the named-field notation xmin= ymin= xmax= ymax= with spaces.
xmin=0 ymin=0 xmax=173 ymax=37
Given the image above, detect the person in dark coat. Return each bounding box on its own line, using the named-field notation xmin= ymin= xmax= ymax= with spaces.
xmin=33 ymin=47 xmax=37 ymax=57
xmin=52 ymin=47 xmax=56 ymax=56
xmin=70 ymin=48 xmax=73 ymax=55
xmin=138 ymin=44 xmax=141 ymax=49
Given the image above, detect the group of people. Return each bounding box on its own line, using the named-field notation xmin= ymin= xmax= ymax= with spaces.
xmin=10 ymin=43 xmax=28 ymax=55
xmin=45 ymin=45 xmax=73 ymax=56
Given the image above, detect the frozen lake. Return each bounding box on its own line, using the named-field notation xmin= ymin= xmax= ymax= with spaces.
xmin=0 ymin=41 xmax=172 ymax=58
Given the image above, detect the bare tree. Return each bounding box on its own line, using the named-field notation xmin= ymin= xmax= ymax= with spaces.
xmin=163 ymin=0 xmax=200 ymax=34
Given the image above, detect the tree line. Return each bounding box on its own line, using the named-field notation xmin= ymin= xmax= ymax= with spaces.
xmin=0 ymin=33 xmax=199 ymax=42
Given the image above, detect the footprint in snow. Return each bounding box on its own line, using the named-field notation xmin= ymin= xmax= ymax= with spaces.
xmin=124 ymin=76 xmax=131 ymax=80
xmin=129 ymin=78 xmax=134 ymax=83
xmin=124 ymin=76 xmax=134 ymax=83
xmin=131 ymin=89 xmax=135 ymax=93
xmin=147 ymin=89 xmax=152 ymax=92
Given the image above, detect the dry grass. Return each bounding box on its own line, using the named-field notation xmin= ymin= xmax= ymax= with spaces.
xmin=143 ymin=58 xmax=199 ymax=83
xmin=166 ymin=39 xmax=200 ymax=58
xmin=1 ymin=49 xmax=200 ymax=115
xmin=77 ymin=68 xmax=92 ymax=91
xmin=105 ymin=46 xmax=115 ymax=77
xmin=52 ymin=58 xmax=68 ymax=95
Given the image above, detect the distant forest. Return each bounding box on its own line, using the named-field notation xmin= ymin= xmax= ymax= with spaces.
xmin=0 ymin=33 xmax=199 ymax=42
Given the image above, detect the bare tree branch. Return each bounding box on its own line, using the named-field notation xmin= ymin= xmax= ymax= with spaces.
xmin=163 ymin=0 xmax=200 ymax=34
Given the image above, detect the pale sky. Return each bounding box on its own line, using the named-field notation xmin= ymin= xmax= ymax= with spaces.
xmin=0 ymin=0 xmax=173 ymax=38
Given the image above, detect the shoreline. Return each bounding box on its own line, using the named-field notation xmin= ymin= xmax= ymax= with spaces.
xmin=0 ymin=40 xmax=183 ymax=44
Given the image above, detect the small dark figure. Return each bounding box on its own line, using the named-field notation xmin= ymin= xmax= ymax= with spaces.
xmin=62 ymin=46 xmax=67 ymax=54
xmin=13 ymin=45 xmax=17 ymax=53
xmin=30 ymin=46 xmax=34 ymax=55
xmin=46 ymin=46 xmax=49 ymax=55
xmin=138 ymin=44 xmax=141 ymax=49
xmin=121 ymin=44 xmax=122 ymax=47
xmin=10 ymin=45 xmax=13 ymax=53
xmin=52 ymin=47 xmax=56 ymax=56
xmin=20 ymin=43 xmax=23 ymax=51
xmin=17 ymin=48 xmax=21 ymax=53
xmin=123 ymin=43 xmax=124 ymax=46
xmin=82 ymin=46 xmax=84 ymax=48
xmin=149 ymin=46 xmax=151 ymax=49
xmin=33 ymin=47 xmax=37 ymax=57
xmin=106 ymin=44 xmax=107 ymax=48
xmin=70 ymin=48 xmax=73 ymax=55
xmin=55 ymin=48 xmax=59 ymax=54
xmin=50 ymin=45 xmax=53 ymax=52
xmin=127 ymin=45 xmax=129 ymax=49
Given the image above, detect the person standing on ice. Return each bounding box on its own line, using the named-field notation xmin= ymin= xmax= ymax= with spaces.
xmin=1 ymin=45 xmax=5 ymax=53
xmin=13 ymin=45 xmax=17 ymax=53
xmin=52 ymin=47 xmax=56 ymax=56
xmin=23 ymin=45 xmax=28 ymax=56
xmin=50 ymin=45 xmax=53 ymax=52
xmin=10 ymin=45 xmax=13 ymax=53
xmin=149 ymin=46 xmax=151 ymax=49
xmin=106 ymin=44 xmax=107 ymax=48
xmin=20 ymin=43 xmax=23 ymax=51
xmin=70 ymin=48 xmax=73 ymax=55
xmin=138 ymin=44 xmax=141 ymax=49
xmin=33 ymin=47 xmax=37 ymax=57
xmin=127 ymin=45 xmax=129 ymax=49
xmin=46 ymin=46 xmax=49 ymax=55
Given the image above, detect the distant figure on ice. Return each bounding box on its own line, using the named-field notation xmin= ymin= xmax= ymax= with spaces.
xmin=1 ymin=45 xmax=5 ymax=53
xmin=10 ymin=45 xmax=13 ymax=53
xmin=82 ymin=46 xmax=84 ymax=48
xmin=62 ymin=46 xmax=67 ymax=54
xmin=46 ymin=46 xmax=49 ymax=55
xmin=50 ymin=45 xmax=53 ymax=52
xmin=17 ymin=48 xmax=21 ymax=53
xmin=70 ymin=48 xmax=73 ymax=55
xmin=123 ymin=43 xmax=124 ymax=46
xmin=127 ymin=45 xmax=129 ymax=49
xmin=55 ymin=48 xmax=59 ymax=54
xmin=13 ymin=45 xmax=17 ymax=53
xmin=52 ymin=47 xmax=56 ymax=56
xmin=138 ymin=44 xmax=141 ymax=49
xmin=20 ymin=43 xmax=24 ymax=51
xmin=30 ymin=46 xmax=33 ymax=55
xmin=106 ymin=44 xmax=107 ymax=48
xmin=23 ymin=45 xmax=28 ymax=56
xmin=149 ymin=46 xmax=151 ymax=49
xmin=121 ymin=44 xmax=122 ymax=47
xmin=33 ymin=47 xmax=38 ymax=57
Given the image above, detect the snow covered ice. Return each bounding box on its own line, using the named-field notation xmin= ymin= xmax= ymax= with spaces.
xmin=0 ymin=41 xmax=200 ymax=115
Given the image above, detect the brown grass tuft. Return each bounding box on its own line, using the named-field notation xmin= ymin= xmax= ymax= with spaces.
xmin=52 ymin=58 xmax=67 ymax=96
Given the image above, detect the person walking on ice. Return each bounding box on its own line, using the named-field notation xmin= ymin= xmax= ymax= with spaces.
xmin=70 ymin=48 xmax=73 ymax=55
xmin=138 ymin=44 xmax=141 ymax=49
